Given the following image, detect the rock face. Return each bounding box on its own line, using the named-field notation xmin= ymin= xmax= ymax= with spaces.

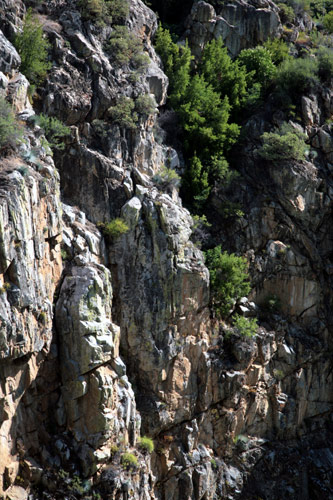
xmin=184 ymin=0 xmax=282 ymax=58
xmin=0 ymin=0 xmax=332 ymax=499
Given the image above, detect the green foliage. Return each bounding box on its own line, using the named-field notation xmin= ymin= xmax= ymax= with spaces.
xmin=232 ymin=314 xmax=258 ymax=337
xmin=199 ymin=37 xmax=248 ymax=109
xmin=108 ymin=26 xmax=142 ymax=65
xmin=263 ymin=38 xmax=290 ymax=65
xmin=276 ymin=57 xmax=319 ymax=97
xmin=135 ymin=94 xmax=156 ymax=117
xmin=205 ymin=246 xmax=251 ymax=318
xmin=237 ymin=47 xmax=276 ymax=87
xmin=183 ymin=155 xmax=210 ymax=210
xmin=153 ymin=165 xmax=181 ymax=188
xmin=155 ymin=25 xmax=192 ymax=108
xmin=323 ymin=11 xmax=333 ymax=32
xmin=258 ymin=122 xmax=308 ymax=161
xmin=317 ymin=46 xmax=333 ymax=81
xmin=277 ymin=2 xmax=295 ymax=22
xmin=108 ymin=96 xmax=137 ymax=129
xmin=14 ymin=9 xmax=51 ymax=85
xmin=310 ymin=0 xmax=333 ymax=17
xmin=263 ymin=294 xmax=281 ymax=312
xmin=0 ymin=282 xmax=10 ymax=294
xmin=138 ymin=436 xmax=154 ymax=453
xmin=179 ymin=75 xmax=239 ymax=157
xmin=99 ymin=218 xmax=129 ymax=238
xmin=0 ymin=98 xmax=21 ymax=149
xmin=121 ymin=452 xmax=138 ymax=469
xmin=79 ymin=0 xmax=129 ymax=25
xmin=37 ymin=114 xmax=70 ymax=150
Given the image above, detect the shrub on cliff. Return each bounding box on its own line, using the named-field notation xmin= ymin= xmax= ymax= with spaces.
xmin=232 ymin=314 xmax=258 ymax=337
xmin=108 ymin=96 xmax=137 ymax=129
xmin=258 ymin=122 xmax=308 ymax=161
xmin=138 ymin=436 xmax=154 ymax=453
xmin=79 ymin=0 xmax=129 ymax=25
xmin=14 ymin=9 xmax=51 ymax=85
xmin=108 ymin=26 xmax=142 ymax=66
xmin=205 ymin=246 xmax=251 ymax=318
xmin=37 ymin=114 xmax=70 ymax=150
xmin=0 ymin=98 xmax=21 ymax=149
xmin=276 ymin=57 xmax=319 ymax=97
xmin=98 ymin=218 xmax=129 ymax=239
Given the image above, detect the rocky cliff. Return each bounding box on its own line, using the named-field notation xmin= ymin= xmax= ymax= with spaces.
xmin=0 ymin=0 xmax=332 ymax=499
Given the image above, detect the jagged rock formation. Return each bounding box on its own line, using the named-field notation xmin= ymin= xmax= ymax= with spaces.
xmin=0 ymin=0 xmax=332 ymax=499
xmin=184 ymin=0 xmax=282 ymax=58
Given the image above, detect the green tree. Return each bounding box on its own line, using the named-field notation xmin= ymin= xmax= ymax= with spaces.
xmin=205 ymin=246 xmax=251 ymax=318
xmin=179 ymin=74 xmax=239 ymax=157
xmin=237 ymin=47 xmax=276 ymax=87
xmin=155 ymin=25 xmax=192 ymax=107
xmin=14 ymin=9 xmax=51 ymax=85
xmin=182 ymin=155 xmax=210 ymax=211
xmin=199 ymin=37 xmax=248 ymax=109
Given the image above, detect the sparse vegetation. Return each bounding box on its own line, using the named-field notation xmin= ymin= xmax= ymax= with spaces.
xmin=121 ymin=452 xmax=138 ymax=469
xmin=138 ymin=436 xmax=154 ymax=453
xmin=98 ymin=218 xmax=129 ymax=239
xmin=0 ymin=98 xmax=22 ymax=149
xmin=108 ymin=96 xmax=137 ymax=129
xmin=153 ymin=165 xmax=181 ymax=188
xmin=37 ymin=114 xmax=71 ymax=150
xmin=108 ymin=26 xmax=142 ymax=65
xmin=232 ymin=314 xmax=258 ymax=337
xmin=14 ymin=9 xmax=51 ymax=85
xmin=135 ymin=94 xmax=156 ymax=117
xmin=205 ymin=246 xmax=251 ymax=318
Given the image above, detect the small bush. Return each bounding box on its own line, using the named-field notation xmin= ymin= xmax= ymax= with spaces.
xmin=232 ymin=314 xmax=258 ymax=338
xmin=0 ymin=98 xmax=21 ymax=149
xmin=205 ymin=246 xmax=251 ymax=318
xmin=99 ymin=218 xmax=129 ymax=239
xmin=108 ymin=26 xmax=142 ymax=66
xmin=258 ymin=122 xmax=308 ymax=161
xmin=135 ymin=94 xmax=156 ymax=117
xmin=276 ymin=57 xmax=319 ymax=97
xmin=263 ymin=294 xmax=281 ymax=312
xmin=14 ymin=9 xmax=51 ymax=85
xmin=138 ymin=436 xmax=154 ymax=453
xmin=153 ymin=165 xmax=180 ymax=188
xmin=108 ymin=96 xmax=137 ymax=129
xmin=37 ymin=114 xmax=70 ymax=150
xmin=121 ymin=452 xmax=138 ymax=469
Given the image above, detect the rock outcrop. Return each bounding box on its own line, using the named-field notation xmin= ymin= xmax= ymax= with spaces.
xmin=184 ymin=0 xmax=282 ymax=58
xmin=0 ymin=0 xmax=332 ymax=498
